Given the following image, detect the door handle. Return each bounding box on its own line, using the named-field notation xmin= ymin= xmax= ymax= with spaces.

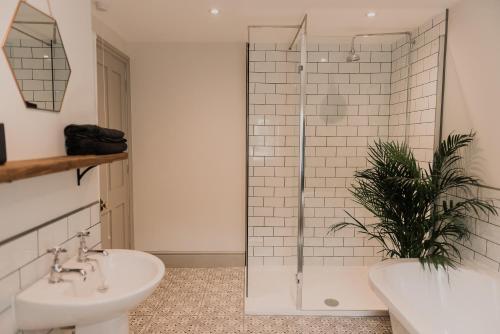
xmin=100 ymin=199 xmax=107 ymax=211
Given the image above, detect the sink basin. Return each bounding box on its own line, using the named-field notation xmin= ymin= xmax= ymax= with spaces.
xmin=16 ymin=249 xmax=165 ymax=334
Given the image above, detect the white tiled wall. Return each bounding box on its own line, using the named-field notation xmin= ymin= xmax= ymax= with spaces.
xmin=248 ymin=12 xmax=448 ymax=267
xmin=0 ymin=202 xmax=101 ymax=333
xmin=302 ymin=42 xmax=392 ymax=266
xmin=247 ymin=42 xmax=392 ymax=266
xmin=389 ymin=13 xmax=447 ymax=165
xmin=387 ymin=13 xmax=500 ymax=274
xmin=248 ymin=43 xmax=300 ymax=266
xmin=451 ymin=187 xmax=500 ymax=271
xmin=3 ymin=38 xmax=70 ymax=110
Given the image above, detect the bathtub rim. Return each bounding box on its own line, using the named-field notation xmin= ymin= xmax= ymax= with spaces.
xmin=368 ymin=258 xmax=500 ymax=334
xmin=368 ymin=259 xmax=421 ymax=334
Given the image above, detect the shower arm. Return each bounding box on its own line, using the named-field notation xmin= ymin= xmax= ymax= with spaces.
xmin=349 ymin=31 xmax=413 ymax=53
xmin=288 ymin=14 xmax=308 ymax=50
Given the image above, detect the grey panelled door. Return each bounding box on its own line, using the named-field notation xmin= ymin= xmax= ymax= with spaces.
xmin=96 ymin=41 xmax=130 ymax=249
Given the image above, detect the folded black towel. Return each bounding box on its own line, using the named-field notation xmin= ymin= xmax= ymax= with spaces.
xmin=67 ymin=133 xmax=127 ymax=144
xmin=66 ymin=138 xmax=127 ymax=156
xmin=64 ymin=124 xmax=124 ymax=140
xmin=64 ymin=124 xmax=127 ymax=156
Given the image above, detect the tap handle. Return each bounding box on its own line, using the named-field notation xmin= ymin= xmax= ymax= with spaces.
xmin=47 ymin=247 xmax=67 ymax=263
xmin=47 ymin=246 xmax=67 ymax=255
xmin=77 ymin=231 xmax=90 ymax=250
xmin=76 ymin=231 xmax=90 ymax=238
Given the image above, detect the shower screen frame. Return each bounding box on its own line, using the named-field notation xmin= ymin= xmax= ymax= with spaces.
xmin=295 ymin=22 xmax=308 ymax=310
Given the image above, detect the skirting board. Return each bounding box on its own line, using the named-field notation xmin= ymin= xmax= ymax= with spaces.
xmin=149 ymin=251 xmax=245 ymax=268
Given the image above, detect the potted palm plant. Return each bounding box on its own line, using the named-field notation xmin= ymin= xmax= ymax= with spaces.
xmin=331 ymin=133 xmax=497 ymax=268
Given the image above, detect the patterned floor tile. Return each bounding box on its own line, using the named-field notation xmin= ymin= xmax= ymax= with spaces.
xmin=144 ymin=315 xmax=199 ymax=334
xmin=129 ymin=267 xmax=392 ymax=334
xmin=129 ymin=315 xmax=153 ymax=334
xmin=243 ymin=316 xmax=303 ymax=334
xmin=197 ymin=316 xmax=244 ymax=333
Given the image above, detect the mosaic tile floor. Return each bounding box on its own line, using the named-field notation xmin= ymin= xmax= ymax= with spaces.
xmin=129 ymin=267 xmax=392 ymax=334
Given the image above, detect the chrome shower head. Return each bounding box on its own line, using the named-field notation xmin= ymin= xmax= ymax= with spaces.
xmin=346 ymin=51 xmax=360 ymax=62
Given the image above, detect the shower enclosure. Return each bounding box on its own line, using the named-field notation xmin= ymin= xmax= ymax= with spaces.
xmin=245 ymin=11 xmax=448 ymax=315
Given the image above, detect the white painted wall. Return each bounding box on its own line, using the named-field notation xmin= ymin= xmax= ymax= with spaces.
xmin=129 ymin=43 xmax=246 ymax=253
xmin=444 ymin=0 xmax=500 ymax=188
xmin=0 ymin=0 xmax=99 ymax=331
xmin=92 ymin=15 xmax=129 ymax=55
xmin=0 ymin=0 xmax=99 ymax=241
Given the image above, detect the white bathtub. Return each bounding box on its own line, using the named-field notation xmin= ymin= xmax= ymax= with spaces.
xmin=369 ymin=259 xmax=500 ymax=334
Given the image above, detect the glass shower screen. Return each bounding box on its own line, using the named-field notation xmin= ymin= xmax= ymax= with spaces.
xmin=245 ymin=26 xmax=304 ymax=313
xmin=246 ymin=10 xmax=448 ymax=316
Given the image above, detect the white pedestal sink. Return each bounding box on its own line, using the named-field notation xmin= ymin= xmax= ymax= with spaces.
xmin=15 ymin=249 xmax=165 ymax=334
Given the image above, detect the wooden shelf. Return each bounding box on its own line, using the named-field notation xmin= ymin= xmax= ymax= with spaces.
xmin=0 ymin=152 xmax=128 ymax=184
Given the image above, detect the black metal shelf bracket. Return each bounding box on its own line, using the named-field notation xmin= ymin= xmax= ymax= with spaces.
xmin=76 ymin=165 xmax=97 ymax=186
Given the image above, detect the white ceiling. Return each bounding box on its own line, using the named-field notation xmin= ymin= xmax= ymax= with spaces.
xmin=92 ymin=0 xmax=460 ymax=43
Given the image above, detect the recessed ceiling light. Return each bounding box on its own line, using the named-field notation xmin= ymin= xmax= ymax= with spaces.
xmin=210 ymin=8 xmax=220 ymax=15
xmin=320 ymin=58 xmax=327 ymax=62
xmin=367 ymin=11 xmax=376 ymax=18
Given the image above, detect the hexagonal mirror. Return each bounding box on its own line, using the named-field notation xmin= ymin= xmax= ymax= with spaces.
xmin=2 ymin=2 xmax=70 ymax=112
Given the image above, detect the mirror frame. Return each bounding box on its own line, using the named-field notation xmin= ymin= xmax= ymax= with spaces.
xmin=2 ymin=0 xmax=71 ymax=113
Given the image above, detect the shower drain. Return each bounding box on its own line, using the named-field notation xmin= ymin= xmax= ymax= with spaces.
xmin=324 ymin=298 xmax=340 ymax=307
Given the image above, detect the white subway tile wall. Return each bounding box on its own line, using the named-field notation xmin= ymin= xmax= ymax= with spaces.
xmin=450 ymin=187 xmax=500 ymax=271
xmin=248 ymin=43 xmax=300 ymax=266
xmin=248 ymin=12 xmax=447 ymax=266
xmin=0 ymin=203 xmax=100 ymax=333
xmin=3 ymin=38 xmax=69 ymax=110
xmin=389 ymin=14 xmax=446 ymax=165
xmin=248 ymin=42 xmax=392 ymax=266
xmin=302 ymin=42 xmax=392 ymax=266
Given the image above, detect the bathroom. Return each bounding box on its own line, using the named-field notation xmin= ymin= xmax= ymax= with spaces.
xmin=0 ymin=0 xmax=499 ymax=333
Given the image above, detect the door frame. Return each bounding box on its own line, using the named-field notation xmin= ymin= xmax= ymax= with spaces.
xmin=95 ymin=36 xmax=134 ymax=249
